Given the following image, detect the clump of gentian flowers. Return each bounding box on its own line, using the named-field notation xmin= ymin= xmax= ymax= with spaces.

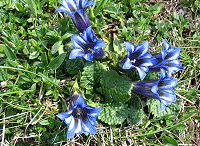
xmin=56 ymin=0 xmax=183 ymax=139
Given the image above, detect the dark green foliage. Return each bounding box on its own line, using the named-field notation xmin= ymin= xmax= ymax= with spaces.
xmin=98 ymin=104 xmax=130 ymax=125
xmin=65 ymin=57 xmax=85 ymax=74
xmin=79 ymin=61 xmax=108 ymax=96
xmin=80 ymin=62 xmax=95 ymax=96
xmin=98 ymin=70 xmax=133 ymax=104
xmin=128 ymin=96 xmax=145 ymax=125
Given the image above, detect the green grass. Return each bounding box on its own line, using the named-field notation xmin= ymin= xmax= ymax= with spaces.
xmin=0 ymin=0 xmax=200 ymax=145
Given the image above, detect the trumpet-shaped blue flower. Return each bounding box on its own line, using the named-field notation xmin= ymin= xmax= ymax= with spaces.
xmin=133 ymin=70 xmax=178 ymax=110
xmin=120 ymin=41 xmax=154 ymax=80
xmin=57 ymin=94 xmax=102 ymax=139
xmin=69 ymin=26 xmax=106 ymax=61
xmin=56 ymin=0 xmax=94 ymax=32
xmin=150 ymin=38 xmax=183 ymax=76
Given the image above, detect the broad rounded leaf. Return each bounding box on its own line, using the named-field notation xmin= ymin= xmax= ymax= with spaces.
xmin=98 ymin=104 xmax=129 ymax=125
xmin=97 ymin=70 xmax=133 ymax=103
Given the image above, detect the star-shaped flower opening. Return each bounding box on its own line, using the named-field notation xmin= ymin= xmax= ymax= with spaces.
xmin=57 ymin=94 xmax=102 ymax=139
xmin=69 ymin=26 xmax=105 ymax=61
xmin=150 ymin=38 xmax=183 ymax=77
xmin=120 ymin=41 xmax=154 ymax=80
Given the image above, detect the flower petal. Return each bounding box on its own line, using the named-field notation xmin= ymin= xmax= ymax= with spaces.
xmin=162 ymin=38 xmax=170 ymax=50
xmin=94 ymin=40 xmax=105 ymax=49
xmin=158 ymin=89 xmax=176 ymax=103
xmin=57 ymin=111 xmax=72 ymax=121
xmin=64 ymin=115 xmax=73 ymax=125
xmin=133 ymin=79 xmax=160 ymax=97
xmin=82 ymin=118 xmax=97 ymax=134
xmin=71 ymin=94 xmax=87 ymax=108
xmin=135 ymin=58 xmax=153 ymax=66
xmin=86 ymin=106 xmax=102 ymax=118
xmin=56 ymin=5 xmax=69 ymax=14
xmin=139 ymin=66 xmax=149 ymax=73
xmin=124 ymin=42 xmax=135 ymax=56
xmin=165 ymin=47 xmax=180 ymax=61
xmin=166 ymin=59 xmax=182 ymax=67
xmin=135 ymin=66 xmax=147 ymax=80
xmin=94 ymin=48 xmax=106 ymax=58
xmin=74 ymin=119 xmax=83 ymax=134
xmin=66 ymin=117 xmax=77 ymax=139
xmin=71 ymin=9 xmax=90 ymax=32
xmin=83 ymin=52 xmax=94 ymax=61
xmin=69 ymin=48 xmax=85 ymax=59
xmin=158 ymin=77 xmax=178 ymax=89
xmin=160 ymin=102 xmax=167 ymax=111
xmin=167 ymin=66 xmax=183 ymax=76
xmin=122 ymin=58 xmax=133 ymax=69
xmin=160 ymin=68 xmax=167 ymax=79
xmin=83 ymin=26 xmax=95 ymax=42
xmin=71 ymin=34 xmax=87 ymax=49
xmin=85 ymin=1 xmax=94 ymax=7
xmin=134 ymin=41 xmax=149 ymax=58
xmin=62 ymin=0 xmax=77 ymax=12
xmin=151 ymin=84 xmax=158 ymax=95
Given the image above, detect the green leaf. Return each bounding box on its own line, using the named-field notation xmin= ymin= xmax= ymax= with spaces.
xmin=61 ymin=32 xmax=73 ymax=40
xmin=39 ymin=120 xmax=50 ymax=126
xmin=195 ymin=115 xmax=200 ymax=122
xmin=79 ymin=61 xmax=108 ymax=96
xmin=51 ymin=41 xmax=63 ymax=54
xmin=0 ymin=44 xmax=5 ymax=53
xmin=163 ymin=136 xmax=178 ymax=146
xmin=48 ymin=53 xmax=66 ymax=70
xmin=94 ymin=0 xmax=107 ymax=16
xmin=98 ymin=104 xmax=129 ymax=125
xmin=65 ymin=57 xmax=85 ymax=74
xmin=98 ymin=70 xmax=133 ymax=104
xmin=27 ymin=0 xmax=37 ymax=17
xmin=146 ymin=99 xmax=179 ymax=118
xmin=2 ymin=44 xmax=17 ymax=60
xmin=113 ymin=34 xmax=125 ymax=55
xmin=128 ymin=96 xmax=145 ymax=125
xmin=80 ymin=62 xmax=94 ymax=96
xmin=174 ymin=123 xmax=186 ymax=130
xmin=29 ymin=51 xmax=39 ymax=59
xmin=0 ymin=69 xmax=8 ymax=81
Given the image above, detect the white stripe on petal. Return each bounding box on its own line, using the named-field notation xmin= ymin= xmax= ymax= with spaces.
xmin=68 ymin=117 xmax=75 ymax=131
xmin=161 ymin=100 xmax=168 ymax=105
xmin=82 ymin=122 xmax=90 ymax=132
xmin=77 ymin=36 xmax=86 ymax=44
xmin=56 ymin=6 xmax=68 ymax=13
xmin=88 ymin=112 xmax=98 ymax=117
xmin=74 ymin=119 xmax=82 ymax=133
xmin=62 ymin=0 xmax=71 ymax=12
xmin=67 ymin=109 xmax=73 ymax=115
xmin=73 ymin=36 xmax=86 ymax=48
xmin=161 ymin=96 xmax=173 ymax=102
xmin=70 ymin=0 xmax=77 ymax=10
xmin=65 ymin=116 xmax=72 ymax=124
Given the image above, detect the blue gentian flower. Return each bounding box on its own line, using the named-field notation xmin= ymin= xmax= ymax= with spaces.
xmin=150 ymin=38 xmax=183 ymax=76
xmin=133 ymin=70 xmax=178 ymax=110
xmin=57 ymin=94 xmax=102 ymax=139
xmin=120 ymin=41 xmax=154 ymax=80
xmin=56 ymin=0 xmax=94 ymax=32
xmin=69 ymin=26 xmax=106 ymax=61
